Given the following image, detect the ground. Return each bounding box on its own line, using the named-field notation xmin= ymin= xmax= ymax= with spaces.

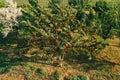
xmin=0 ymin=37 xmax=120 ymax=80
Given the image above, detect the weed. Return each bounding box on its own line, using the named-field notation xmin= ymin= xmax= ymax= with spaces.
xmin=51 ymin=70 xmax=63 ymax=80
xmin=36 ymin=67 xmax=47 ymax=75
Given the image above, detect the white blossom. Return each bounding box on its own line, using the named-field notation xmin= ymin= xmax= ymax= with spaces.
xmin=0 ymin=0 xmax=22 ymax=38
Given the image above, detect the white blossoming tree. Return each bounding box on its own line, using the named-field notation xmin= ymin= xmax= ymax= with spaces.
xmin=0 ymin=0 xmax=22 ymax=38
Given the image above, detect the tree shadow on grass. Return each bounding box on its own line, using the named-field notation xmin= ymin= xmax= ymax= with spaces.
xmin=79 ymin=59 xmax=116 ymax=72
xmin=0 ymin=32 xmax=119 ymax=74
xmin=0 ymin=51 xmax=22 ymax=74
xmin=0 ymin=32 xmax=22 ymax=74
xmin=0 ymin=32 xmax=53 ymax=74
xmin=64 ymin=53 xmax=117 ymax=72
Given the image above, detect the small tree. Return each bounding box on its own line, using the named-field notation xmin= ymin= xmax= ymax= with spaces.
xmin=19 ymin=0 xmax=108 ymax=65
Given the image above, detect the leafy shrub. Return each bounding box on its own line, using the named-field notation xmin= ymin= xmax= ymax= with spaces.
xmin=19 ymin=0 xmax=110 ymax=64
xmin=93 ymin=0 xmax=119 ymax=39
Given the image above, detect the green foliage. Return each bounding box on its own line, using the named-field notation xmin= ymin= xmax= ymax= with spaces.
xmin=70 ymin=75 xmax=89 ymax=80
xmin=95 ymin=0 xmax=110 ymax=12
xmin=18 ymin=0 xmax=114 ymax=64
xmin=48 ymin=0 xmax=63 ymax=14
xmin=36 ymin=68 xmax=47 ymax=75
xmin=93 ymin=0 xmax=119 ymax=39
xmin=68 ymin=0 xmax=89 ymax=9
xmin=50 ymin=0 xmax=63 ymax=4
xmin=51 ymin=70 xmax=63 ymax=80
xmin=0 ymin=0 xmax=6 ymax=8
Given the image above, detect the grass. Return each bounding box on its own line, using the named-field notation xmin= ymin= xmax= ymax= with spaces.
xmin=0 ymin=37 xmax=120 ymax=79
xmin=0 ymin=0 xmax=6 ymax=8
